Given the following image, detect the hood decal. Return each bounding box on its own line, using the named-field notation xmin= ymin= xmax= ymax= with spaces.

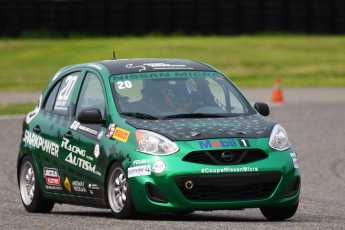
xmin=126 ymin=115 xmax=275 ymax=141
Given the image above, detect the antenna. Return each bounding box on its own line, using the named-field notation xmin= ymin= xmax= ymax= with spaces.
xmin=112 ymin=51 xmax=116 ymax=60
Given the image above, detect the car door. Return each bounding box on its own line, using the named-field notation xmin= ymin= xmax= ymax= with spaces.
xmin=59 ymin=71 xmax=107 ymax=198
xmin=28 ymin=71 xmax=81 ymax=194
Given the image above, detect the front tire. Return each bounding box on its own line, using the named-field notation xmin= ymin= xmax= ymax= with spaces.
xmin=260 ymin=201 xmax=299 ymax=221
xmin=19 ymin=155 xmax=54 ymax=213
xmin=107 ymin=162 xmax=138 ymax=219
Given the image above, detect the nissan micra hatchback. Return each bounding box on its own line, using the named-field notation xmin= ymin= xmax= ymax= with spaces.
xmin=18 ymin=58 xmax=300 ymax=220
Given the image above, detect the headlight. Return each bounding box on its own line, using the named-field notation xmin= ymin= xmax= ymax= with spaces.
xmin=269 ymin=124 xmax=291 ymax=151
xmin=135 ymin=130 xmax=179 ymax=155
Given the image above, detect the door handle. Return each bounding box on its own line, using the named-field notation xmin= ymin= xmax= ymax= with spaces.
xmin=64 ymin=132 xmax=73 ymax=139
xmin=33 ymin=126 xmax=41 ymax=134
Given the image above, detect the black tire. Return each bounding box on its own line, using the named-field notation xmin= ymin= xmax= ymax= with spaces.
xmin=260 ymin=201 xmax=299 ymax=221
xmin=18 ymin=155 xmax=54 ymax=213
xmin=107 ymin=162 xmax=138 ymax=219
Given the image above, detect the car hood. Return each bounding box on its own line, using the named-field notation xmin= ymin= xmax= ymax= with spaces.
xmin=126 ymin=114 xmax=275 ymax=141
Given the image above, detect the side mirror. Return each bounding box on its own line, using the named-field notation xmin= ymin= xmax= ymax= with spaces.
xmin=254 ymin=102 xmax=270 ymax=117
xmin=78 ymin=109 xmax=105 ymax=124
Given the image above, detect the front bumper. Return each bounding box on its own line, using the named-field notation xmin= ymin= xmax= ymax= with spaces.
xmin=128 ymin=146 xmax=300 ymax=213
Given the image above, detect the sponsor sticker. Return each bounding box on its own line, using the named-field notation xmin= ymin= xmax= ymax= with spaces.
xmin=128 ymin=165 xmax=151 ymax=178
xmin=61 ymin=138 xmax=101 ymax=176
xmin=88 ymin=183 xmax=100 ymax=195
xmin=70 ymin=120 xmax=98 ymax=135
xmin=113 ymin=127 xmax=130 ymax=142
xmin=94 ymin=144 xmax=100 ymax=159
xmin=43 ymin=167 xmax=62 ymax=188
xmin=201 ymin=167 xmax=259 ymax=174
xmin=64 ymin=177 xmax=72 ymax=193
xmin=106 ymin=122 xmax=116 ymax=138
xmin=199 ymin=139 xmax=237 ymax=149
xmin=152 ymin=160 xmax=166 ymax=174
xmin=46 ymin=177 xmax=61 ymax=186
xmin=65 ymin=152 xmax=101 ymax=176
xmin=133 ymin=159 xmax=150 ymax=166
xmin=72 ymin=181 xmax=87 ymax=193
xmin=88 ymin=184 xmax=100 ymax=190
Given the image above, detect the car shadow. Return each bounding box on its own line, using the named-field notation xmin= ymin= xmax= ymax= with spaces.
xmin=51 ymin=210 xmax=271 ymax=222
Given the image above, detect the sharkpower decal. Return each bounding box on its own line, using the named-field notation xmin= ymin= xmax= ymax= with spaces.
xmin=22 ymin=130 xmax=59 ymax=157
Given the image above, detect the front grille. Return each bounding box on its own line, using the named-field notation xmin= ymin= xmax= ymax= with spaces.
xmin=175 ymin=172 xmax=281 ymax=202
xmin=182 ymin=149 xmax=267 ymax=165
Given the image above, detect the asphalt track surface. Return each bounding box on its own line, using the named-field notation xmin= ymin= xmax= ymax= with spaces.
xmin=1 ymin=88 xmax=345 ymax=229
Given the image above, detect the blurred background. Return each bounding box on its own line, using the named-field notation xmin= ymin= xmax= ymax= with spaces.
xmin=1 ymin=0 xmax=345 ymax=114
xmin=2 ymin=0 xmax=345 ymax=36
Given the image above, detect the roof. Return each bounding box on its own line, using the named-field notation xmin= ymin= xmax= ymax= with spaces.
xmin=97 ymin=58 xmax=214 ymax=75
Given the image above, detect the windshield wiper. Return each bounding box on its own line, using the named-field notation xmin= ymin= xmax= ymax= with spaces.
xmin=162 ymin=113 xmax=230 ymax=119
xmin=120 ymin=112 xmax=159 ymax=120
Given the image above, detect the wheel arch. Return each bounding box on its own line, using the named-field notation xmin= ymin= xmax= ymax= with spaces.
xmin=16 ymin=151 xmax=33 ymax=185
xmin=103 ymin=158 xmax=121 ymax=207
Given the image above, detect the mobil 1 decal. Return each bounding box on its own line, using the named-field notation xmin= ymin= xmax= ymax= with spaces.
xmin=238 ymin=139 xmax=250 ymax=147
xmin=198 ymin=138 xmax=250 ymax=149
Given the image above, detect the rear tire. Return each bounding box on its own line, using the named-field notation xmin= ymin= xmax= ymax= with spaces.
xmin=107 ymin=162 xmax=138 ymax=219
xmin=19 ymin=155 xmax=54 ymax=213
xmin=260 ymin=201 xmax=298 ymax=221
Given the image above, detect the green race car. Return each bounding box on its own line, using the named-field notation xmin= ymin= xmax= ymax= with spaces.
xmin=17 ymin=58 xmax=300 ymax=220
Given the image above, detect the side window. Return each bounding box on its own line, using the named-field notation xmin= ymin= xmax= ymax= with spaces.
xmin=207 ymin=78 xmax=245 ymax=113
xmin=44 ymin=81 xmax=61 ymax=111
xmin=76 ymin=72 xmax=106 ymax=118
xmin=53 ymin=72 xmax=79 ymax=114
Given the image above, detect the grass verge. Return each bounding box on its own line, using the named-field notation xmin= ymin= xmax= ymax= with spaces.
xmin=0 ymin=103 xmax=35 ymax=115
xmin=1 ymin=35 xmax=345 ymax=91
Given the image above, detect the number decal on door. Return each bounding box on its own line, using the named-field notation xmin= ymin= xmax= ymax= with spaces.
xmin=57 ymin=75 xmax=78 ymax=101
xmin=55 ymin=75 xmax=78 ymax=111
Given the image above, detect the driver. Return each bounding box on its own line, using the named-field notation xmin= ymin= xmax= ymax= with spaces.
xmin=160 ymin=80 xmax=193 ymax=113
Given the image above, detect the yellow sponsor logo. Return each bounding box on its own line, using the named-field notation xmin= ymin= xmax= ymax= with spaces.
xmin=64 ymin=177 xmax=72 ymax=193
xmin=113 ymin=127 xmax=130 ymax=142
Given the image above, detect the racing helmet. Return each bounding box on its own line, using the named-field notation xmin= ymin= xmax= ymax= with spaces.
xmin=161 ymin=80 xmax=193 ymax=109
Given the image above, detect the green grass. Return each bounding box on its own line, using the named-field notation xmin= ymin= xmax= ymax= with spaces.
xmin=0 ymin=103 xmax=36 ymax=115
xmin=1 ymin=35 xmax=345 ymax=92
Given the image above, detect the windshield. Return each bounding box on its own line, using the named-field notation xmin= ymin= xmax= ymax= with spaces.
xmin=110 ymin=71 xmax=255 ymax=119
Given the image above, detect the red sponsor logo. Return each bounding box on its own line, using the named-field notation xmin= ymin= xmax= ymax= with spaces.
xmin=46 ymin=176 xmax=61 ymax=186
